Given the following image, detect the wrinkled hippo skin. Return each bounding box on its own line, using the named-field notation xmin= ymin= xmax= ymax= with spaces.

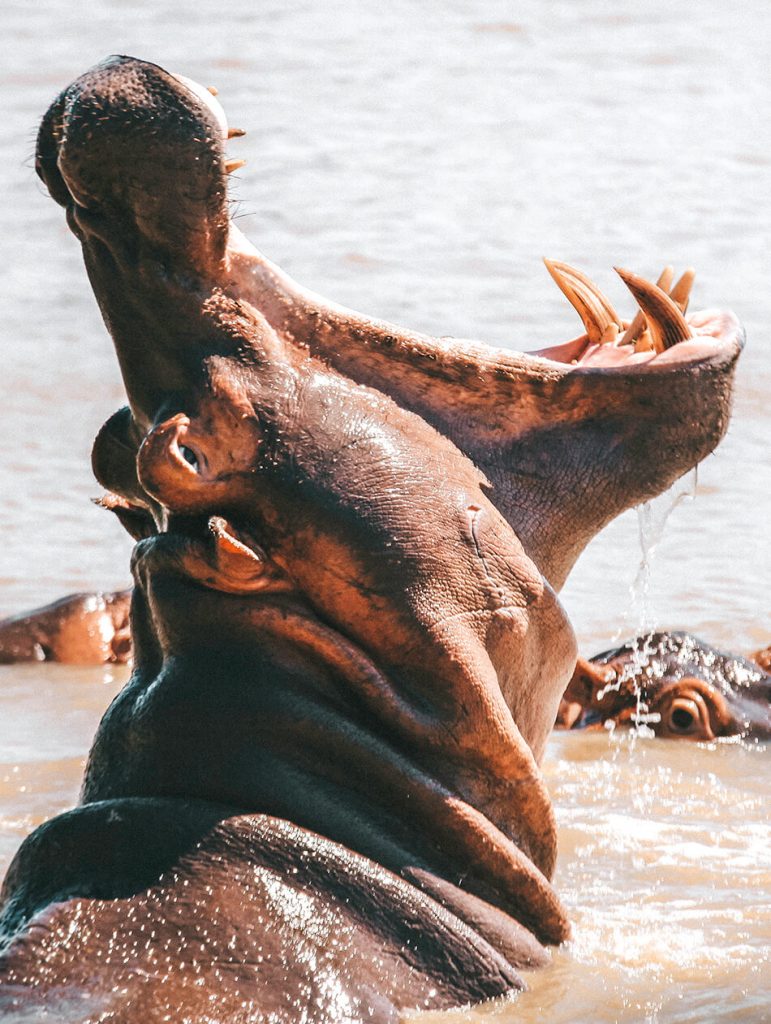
xmin=0 ymin=801 xmax=538 ymax=1020
xmin=0 ymin=590 xmax=131 ymax=665
xmin=558 ymin=631 xmax=771 ymax=740
xmin=0 ymin=56 xmax=743 ymax=1021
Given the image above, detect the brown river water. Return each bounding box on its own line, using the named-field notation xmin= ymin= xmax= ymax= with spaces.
xmin=0 ymin=1 xmax=769 ymax=1020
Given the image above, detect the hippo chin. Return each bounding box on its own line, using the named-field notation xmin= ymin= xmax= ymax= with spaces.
xmin=557 ymin=632 xmax=771 ymax=741
xmin=0 ymin=56 xmax=743 ymax=1021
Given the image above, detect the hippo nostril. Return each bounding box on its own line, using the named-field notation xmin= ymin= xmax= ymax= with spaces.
xmin=178 ymin=445 xmax=200 ymax=473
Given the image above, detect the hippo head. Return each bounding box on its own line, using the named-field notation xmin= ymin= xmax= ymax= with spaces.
xmin=562 ymin=633 xmax=771 ymax=741
xmin=34 ymin=57 xmax=743 ymax=947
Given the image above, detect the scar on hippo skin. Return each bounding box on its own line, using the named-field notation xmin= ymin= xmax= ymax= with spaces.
xmin=1 ymin=55 xmax=743 ymax=1022
xmin=557 ymin=632 xmax=771 ymax=741
xmin=0 ymin=589 xmax=132 ymax=665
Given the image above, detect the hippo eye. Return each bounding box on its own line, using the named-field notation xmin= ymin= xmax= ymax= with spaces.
xmin=664 ymin=696 xmax=707 ymax=737
xmin=179 ymin=445 xmax=200 ymax=472
xmin=670 ymin=706 xmax=696 ymax=732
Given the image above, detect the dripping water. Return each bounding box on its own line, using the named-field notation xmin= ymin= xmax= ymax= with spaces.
xmin=600 ymin=466 xmax=700 ymax=738
xmin=633 ymin=464 xmax=700 ymax=632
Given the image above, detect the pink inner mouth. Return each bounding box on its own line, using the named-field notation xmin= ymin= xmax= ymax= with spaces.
xmin=530 ymin=308 xmax=741 ymax=372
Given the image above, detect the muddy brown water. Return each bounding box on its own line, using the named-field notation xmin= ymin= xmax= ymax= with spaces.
xmin=0 ymin=1 xmax=769 ymax=1020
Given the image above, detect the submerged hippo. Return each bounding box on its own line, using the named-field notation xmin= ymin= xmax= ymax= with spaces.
xmin=0 ymin=57 xmax=744 ymax=1021
xmin=0 ymin=589 xmax=132 ymax=665
xmin=557 ymin=632 xmax=771 ymax=740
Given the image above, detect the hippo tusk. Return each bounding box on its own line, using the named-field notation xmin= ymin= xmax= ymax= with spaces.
xmin=669 ymin=267 xmax=695 ymax=314
xmin=207 ymin=516 xmax=296 ymax=594
xmin=614 ymin=267 xmax=692 ymax=353
xmin=619 ymin=265 xmax=674 ymax=349
xmin=225 ymin=158 xmax=247 ymax=173
xmin=209 ymin=515 xmax=264 ymax=565
xmin=543 ymin=259 xmax=622 ymax=346
xmin=227 ymin=127 xmax=246 ymax=138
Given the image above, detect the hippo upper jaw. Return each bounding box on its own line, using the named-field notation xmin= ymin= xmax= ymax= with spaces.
xmin=35 ymin=56 xmax=235 ymax=422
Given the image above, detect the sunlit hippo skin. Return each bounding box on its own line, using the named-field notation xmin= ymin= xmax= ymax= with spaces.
xmin=752 ymin=644 xmax=771 ymax=673
xmin=557 ymin=632 xmax=771 ymax=740
xmin=0 ymin=56 xmax=744 ymax=1022
xmin=0 ymin=589 xmax=132 ymax=665
xmin=0 ymin=501 xmax=149 ymax=667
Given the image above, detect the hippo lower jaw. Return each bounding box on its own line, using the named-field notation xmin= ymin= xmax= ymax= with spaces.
xmin=96 ymin=207 xmax=743 ymax=595
xmin=131 ymin=518 xmax=293 ymax=595
xmin=227 ymin=216 xmax=741 ymax=374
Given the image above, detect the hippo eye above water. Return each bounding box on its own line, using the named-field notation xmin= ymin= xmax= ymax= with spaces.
xmin=670 ymin=706 xmax=696 ymax=732
xmin=179 ymin=445 xmax=200 ymax=472
xmin=663 ymin=695 xmax=709 ymax=738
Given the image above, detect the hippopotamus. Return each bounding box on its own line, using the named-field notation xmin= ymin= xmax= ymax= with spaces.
xmin=0 ymin=56 xmax=744 ymax=1022
xmin=0 ymin=589 xmax=131 ymax=665
xmin=557 ymin=632 xmax=771 ymax=740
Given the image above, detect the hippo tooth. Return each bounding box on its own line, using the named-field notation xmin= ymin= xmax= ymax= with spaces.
xmin=615 ymin=268 xmax=692 ymax=352
xmin=635 ymin=329 xmax=654 ymax=353
xmin=619 ymin=265 xmax=674 ymax=347
xmin=543 ymin=259 xmax=622 ymax=346
xmin=228 ymin=127 xmax=247 ymax=138
xmin=207 ymin=85 xmax=219 ymax=96
xmin=225 ymin=158 xmax=247 ymax=174
xmin=669 ymin=267 xmax=695 ymax=314
xmin=209 ymin=516 xmax=263 ymax=564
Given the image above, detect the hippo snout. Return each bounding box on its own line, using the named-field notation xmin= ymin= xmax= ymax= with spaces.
xmin=36 ymin=55 xmax=230 ymax=267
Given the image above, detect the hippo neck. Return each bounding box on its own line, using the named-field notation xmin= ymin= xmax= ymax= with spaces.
xmin=82 ymin=583 xmax=569 ymax=946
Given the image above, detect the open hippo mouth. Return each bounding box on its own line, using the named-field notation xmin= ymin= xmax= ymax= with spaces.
xmin=4 ymin=54 xmax=743 ymax=1020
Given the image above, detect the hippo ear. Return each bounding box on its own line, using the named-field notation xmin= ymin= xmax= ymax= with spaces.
xmin=562 ymin=658 xmax=616 ymax=707
xmin=93 ymin=494 xmax=156 ymax=540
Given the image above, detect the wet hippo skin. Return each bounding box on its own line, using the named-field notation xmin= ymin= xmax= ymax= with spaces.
xmin=0 ymin=802 xmax=533 ymax=1019
xmin=0 ymin=589 xmax=132 ymax=665
xmin=557 ymin=632 xmax=771 ymax=740
xmin=0 ymin=56 xmax=743 ymax=1021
